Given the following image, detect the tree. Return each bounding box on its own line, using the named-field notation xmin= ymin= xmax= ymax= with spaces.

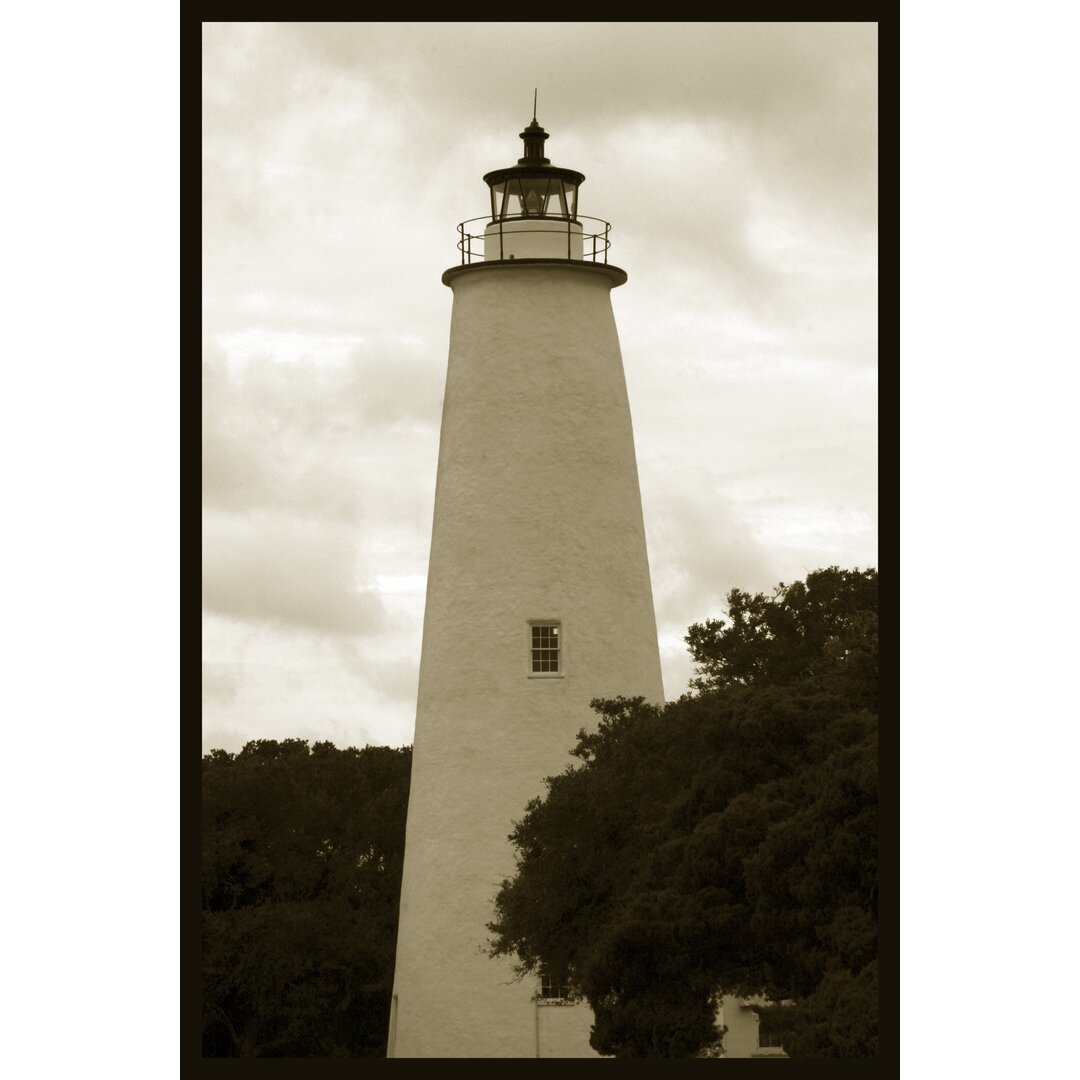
xmin=202 ymin=740 xmax=411 ymax=1057
xmin=685 ymin=566 xmax=878 ymax=708
xmin=488 ymin=568 xmax=877 ymax=1057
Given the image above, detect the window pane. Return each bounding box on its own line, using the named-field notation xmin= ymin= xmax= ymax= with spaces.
xmin=530 ymin=624 xmax=561 ymax=673
xmin=540 ymin=966 xmax=567 ymax=998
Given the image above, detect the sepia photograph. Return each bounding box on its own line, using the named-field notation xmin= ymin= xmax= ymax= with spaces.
xmin=14 ymin=8 xmax=1080 ymax=1077
xmin=202 ymin=21 xmax=880 ymax=1060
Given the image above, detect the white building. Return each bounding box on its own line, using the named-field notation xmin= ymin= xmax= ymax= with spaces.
xmin=387 ymin=112 xmax=778 ymax=1059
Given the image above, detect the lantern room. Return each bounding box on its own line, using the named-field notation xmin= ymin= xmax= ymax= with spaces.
xmin=480 ymin=116 xmax=588 ymax=261
xmin=484 ymin=118 xmax=584 ymax=220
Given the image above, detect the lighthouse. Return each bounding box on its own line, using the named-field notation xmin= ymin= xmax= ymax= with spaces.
xmin=387 ymin=112 xmax=665 ymax=1058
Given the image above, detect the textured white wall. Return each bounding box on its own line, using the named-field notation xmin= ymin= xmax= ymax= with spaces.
xmin=718 ymin=995 xmax=789 ymax=1057
xmin=389 ymin=261 xmax=665 ymax=1058
xmin=717 ymin=997 xmax=764 ymax=1058
xmin=483 ymin=218 xmax=584 ymax=260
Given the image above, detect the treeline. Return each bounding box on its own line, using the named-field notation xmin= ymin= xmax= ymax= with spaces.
xmin=202 ymin=740 xmax=411 ymax=1057
xmin=201 ymin=566 xmax=878 ymax=1058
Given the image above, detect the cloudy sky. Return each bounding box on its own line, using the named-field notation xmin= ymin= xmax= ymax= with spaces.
xmin=202 ymin=21 xmax=877 ymax=754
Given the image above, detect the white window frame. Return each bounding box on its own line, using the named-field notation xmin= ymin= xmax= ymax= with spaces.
xmin=537 ymin=965 xmax=574 ymax=1006
xmin=527 ymin=619 xmax=563 ymax=678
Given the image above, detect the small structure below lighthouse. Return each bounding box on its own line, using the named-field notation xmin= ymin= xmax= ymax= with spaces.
xmin=387 ymin=112 xmax=665 ymax=1058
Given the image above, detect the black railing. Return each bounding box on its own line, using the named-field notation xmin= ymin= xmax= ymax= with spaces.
xmin=455 ymin=215 xmax=612 ymax=266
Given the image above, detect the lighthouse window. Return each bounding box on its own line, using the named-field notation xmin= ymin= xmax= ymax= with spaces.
xmin=530 ymin=623 xmax=560 ymax=673
xmin=539 ymin=965 xmax=571 ymax=1002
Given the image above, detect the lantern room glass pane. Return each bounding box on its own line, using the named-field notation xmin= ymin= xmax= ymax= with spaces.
xmin=523 ymin=186 xmax=544 ymax=216
xmin=506 ymin=178 xmax=525 ymax=216
xmin=547 ymin=182 xmax=568 ymax=218
xmin=489 ymin=175 xmax=578 ymax=220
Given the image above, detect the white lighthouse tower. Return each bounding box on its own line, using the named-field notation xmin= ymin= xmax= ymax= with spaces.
xmin=387 ymin=111 xmax=665 ymax=1059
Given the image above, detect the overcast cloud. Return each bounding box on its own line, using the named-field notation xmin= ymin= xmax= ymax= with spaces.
xmin=202 ymin=21 xmax=877 ymax=753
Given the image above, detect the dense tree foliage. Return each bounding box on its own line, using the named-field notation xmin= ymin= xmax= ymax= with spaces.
xmin=685 ymin=566 xmax=878 ymax=708
xmin=202 ymin=739 xmax=411 ymax=1057
xmin=489 ymin=568 xmax=877 ymax=1057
